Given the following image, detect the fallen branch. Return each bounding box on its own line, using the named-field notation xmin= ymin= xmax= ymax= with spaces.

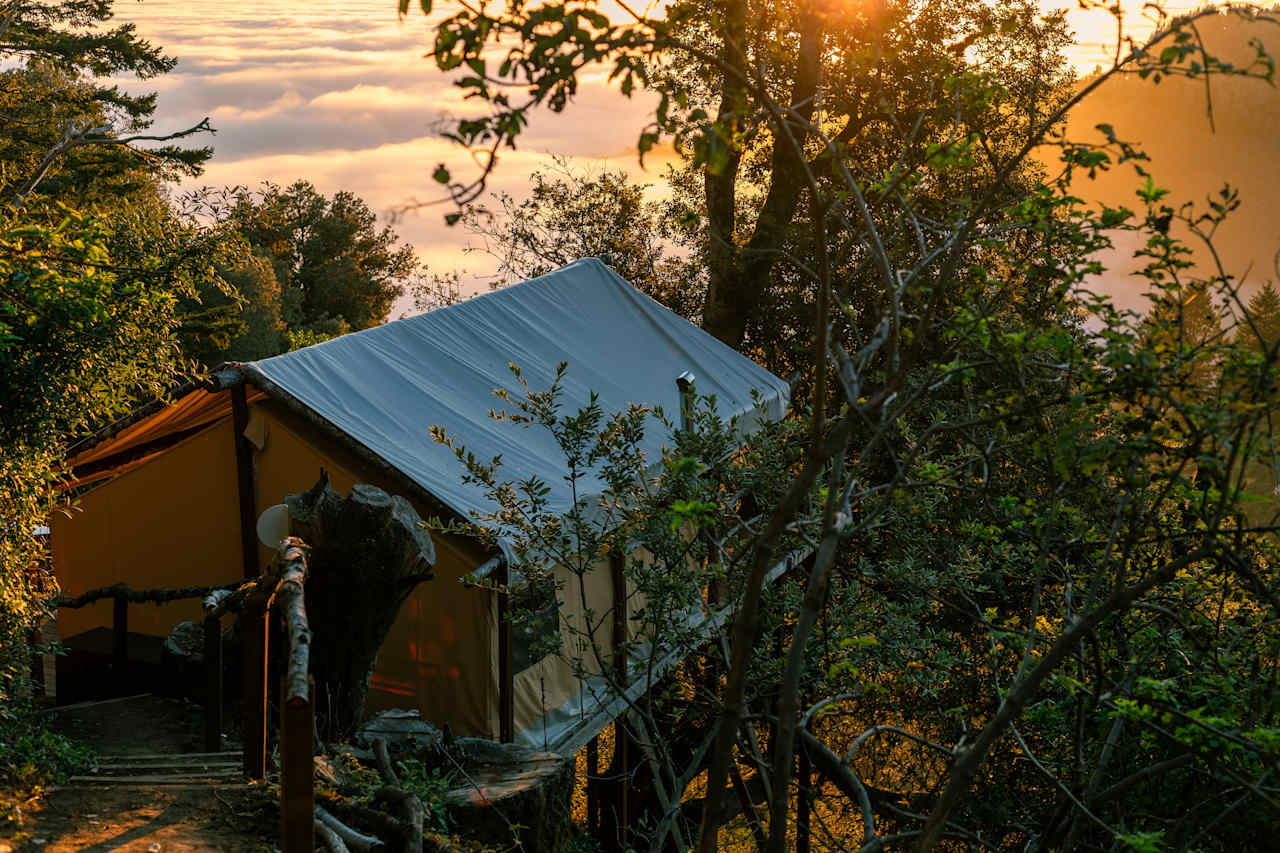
xmin=373 ymin=788 xmax=424 ymax=853
xmin=321 ymin=799 xmax=410 ymax=850
xmin=316 ymin=805 xmax=386 ymax=853
xmin=315 ymin=816 xmax=351 ymax=853
xmin=372 ymin=738 xmax=399 ymax=787
xmin=372 ymin=738 xmax=422 ymax=853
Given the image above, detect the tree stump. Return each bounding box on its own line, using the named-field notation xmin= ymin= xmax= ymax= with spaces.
xmin=286 ymin=473 xmax=435 ymax=741
xmin=443 ymin=739 xmax=575 ymax=852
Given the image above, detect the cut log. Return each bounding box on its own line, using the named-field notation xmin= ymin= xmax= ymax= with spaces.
xmin=286 ymin=474 xmax=435 ymax=740
xmin=442 ymin=739 xmax=575 ymax=852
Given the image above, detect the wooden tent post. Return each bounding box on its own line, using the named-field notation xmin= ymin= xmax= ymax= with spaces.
xmin=231 ymin=382 xmax=259 ymax=580
xmin=241 ymin=602 xmax=269 ymax=779
xmin=497 ymin=560 xmax=514 ymax=743
xmin=203 ymin=614 xmax=223 ymax=752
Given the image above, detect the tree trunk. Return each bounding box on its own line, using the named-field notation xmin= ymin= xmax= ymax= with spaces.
xmin=285 ymin=473 xmax=435 ymax=741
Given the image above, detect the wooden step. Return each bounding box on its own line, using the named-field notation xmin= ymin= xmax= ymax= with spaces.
xmin=69 ymin=769 xmax=244 ymax=784
xmin=95 ymin=761 xmax=240 ymax=773
xmin=97 ymin=751 xmax=232 ymax=762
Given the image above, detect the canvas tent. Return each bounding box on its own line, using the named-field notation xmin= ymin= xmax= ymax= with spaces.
xmin=51 ymin=257 xmax=791 ymax=748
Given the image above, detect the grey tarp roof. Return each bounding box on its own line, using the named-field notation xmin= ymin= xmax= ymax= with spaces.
xmin=243 ymin=258 xmax=790 ymax=527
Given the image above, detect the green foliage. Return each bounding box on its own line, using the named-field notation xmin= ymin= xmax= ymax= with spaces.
xmin=0 ymin=0 xmax=211 ymax=207
xmin=176 ymin=181 xmax=417 ymax=366
xmin=414 ymin=3 xmax=1280 ymax=844
xmin=0 ymin=665 xmax=92 ymax=789
xmin=0 ymin=202 xmax=230 ymax=649
xmin=395 ymin=757 xmax=450 ymax=832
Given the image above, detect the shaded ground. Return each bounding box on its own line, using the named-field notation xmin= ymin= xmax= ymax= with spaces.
xmin=1 ymin=695 xmax=275 ymax=853
xmin=45 ymin=695 xmax=207 ymax=757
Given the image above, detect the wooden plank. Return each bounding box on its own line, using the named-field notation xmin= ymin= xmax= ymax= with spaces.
xmin=204 ymin=615 xmax=223 ymax=753
xmin=497 ymin=561 xmax=513 ymax=743
xmin=231 ymin=382 xmax=259 ymax=579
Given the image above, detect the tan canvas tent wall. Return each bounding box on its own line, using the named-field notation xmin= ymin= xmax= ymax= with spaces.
xmin=51 ymin=258 xmax=791 ymax=747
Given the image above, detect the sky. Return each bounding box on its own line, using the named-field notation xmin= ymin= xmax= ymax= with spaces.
xmin=111 ymin=0 xmax=1233 ymax=315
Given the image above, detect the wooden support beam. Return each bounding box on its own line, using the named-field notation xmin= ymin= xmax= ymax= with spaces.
xmin=111 ymin=595 xmax=128 ymax=679
xmin=241 ymin=602 xmax=269 ymax=780
xmin=280 ymin=676 xmax=315 ymax=853
xmin=497 ymin=560 xmax=513 ymax=743
xmin=203 ymin=615 xmax=223 ymax=753
xmin=231 ymin=382 xmax=259 ymax=580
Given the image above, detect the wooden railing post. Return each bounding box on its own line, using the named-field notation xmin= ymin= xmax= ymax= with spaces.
xmin=280 ymin=675 xmax=314 ymax=853
xmin=241 ymin=602 xmax=269 ymax=780
xmin=203 ymin=614 xmax=223 ymax=753
xmin=276 ymin=539 xmax=313 ymax=853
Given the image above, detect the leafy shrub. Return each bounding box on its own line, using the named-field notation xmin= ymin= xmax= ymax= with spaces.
xmin=396 ymin=757 xmax=450 ymax=832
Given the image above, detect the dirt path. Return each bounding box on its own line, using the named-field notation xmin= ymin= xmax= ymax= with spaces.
xmin=1 ymin=696 xmax=276 ymax=853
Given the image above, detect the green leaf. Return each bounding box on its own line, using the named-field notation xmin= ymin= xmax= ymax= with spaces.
xmin=432 ymin=164 xmax=451 ymax=184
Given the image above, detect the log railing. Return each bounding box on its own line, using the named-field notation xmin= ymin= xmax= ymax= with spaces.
xmin=203 ymin=537 xmax=315 ymax=853
xmin=53 ymin=580 xmax=242 ymax=687
xmin=52 ymin=540 xmax=334 ymax=852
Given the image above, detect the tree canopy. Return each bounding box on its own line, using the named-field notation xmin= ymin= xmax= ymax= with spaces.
xmin=412 ymin=0 xmax=1280 ymax=850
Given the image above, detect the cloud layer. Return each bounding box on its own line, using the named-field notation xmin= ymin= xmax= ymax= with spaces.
xmin=118 ymin=0 xmax=667 ymax=309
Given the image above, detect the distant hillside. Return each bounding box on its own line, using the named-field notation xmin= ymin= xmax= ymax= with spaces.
xmin=1058 ymin=11 xmax=1280 ymax=313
